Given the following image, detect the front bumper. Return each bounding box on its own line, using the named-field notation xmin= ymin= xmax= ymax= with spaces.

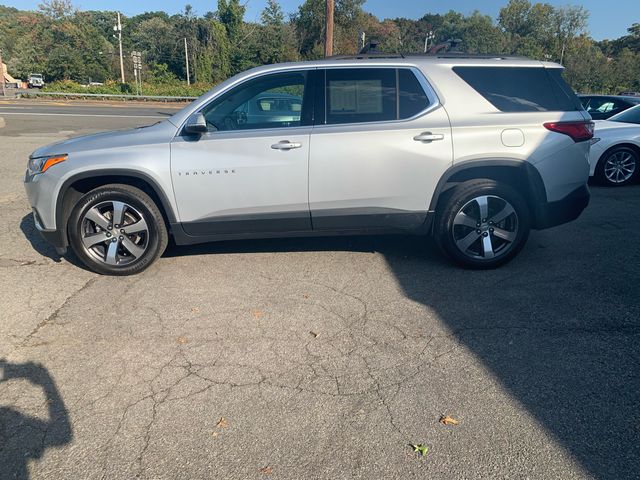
xmin=31 ymin=209 xmax=67 ymax=255
xmin=534 ymin=184 xmax=590 ymax=230
xmin=25 ymin=171 xmax=68 ymax=255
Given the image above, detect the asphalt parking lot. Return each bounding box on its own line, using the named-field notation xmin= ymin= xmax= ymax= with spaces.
xmin=1 ymin=99 xmax=639 ymax=479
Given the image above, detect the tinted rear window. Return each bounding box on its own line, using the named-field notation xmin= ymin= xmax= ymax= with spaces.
xmin=453 ymin=66 xmax=581 ymax=112
xmin=399 ymin=69 xmax=430 ymax=118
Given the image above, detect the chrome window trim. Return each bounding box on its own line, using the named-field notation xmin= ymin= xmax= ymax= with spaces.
xmin=175 ymin=64 xmax=443 ymax=136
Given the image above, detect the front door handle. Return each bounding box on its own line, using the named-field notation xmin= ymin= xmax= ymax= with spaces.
xmin=271 ymin=141 xmax=302 ymax=150
xmin=413 ymin=132 xmax=444 ymax=142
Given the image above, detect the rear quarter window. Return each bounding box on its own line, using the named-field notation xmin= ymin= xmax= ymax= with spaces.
xmin=453 ymin=66 xmax=581 ymax=112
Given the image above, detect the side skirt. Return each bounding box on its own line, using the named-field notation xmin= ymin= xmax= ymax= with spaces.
xmin=171 ymin=213 xmax=434 ymax=246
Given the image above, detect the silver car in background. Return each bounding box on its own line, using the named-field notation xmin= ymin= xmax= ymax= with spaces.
xmin=24 ymin=54 xmax=592 ymax=275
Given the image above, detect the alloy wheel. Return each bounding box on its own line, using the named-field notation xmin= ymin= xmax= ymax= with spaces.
xmin=604 ymin=150 xmax=636 ymax=184
xmin=452 ymin=195 xmax=519 ymax=260
xmin=80 ymin=200 xmax=149 ymax=266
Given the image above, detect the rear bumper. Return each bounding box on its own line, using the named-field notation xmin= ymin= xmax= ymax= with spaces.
xmin=534 ymin=184 xmax=590 ymax=230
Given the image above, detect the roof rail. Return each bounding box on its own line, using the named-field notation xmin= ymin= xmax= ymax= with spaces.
xmin=329 ymin=52 xmax=405 ymax=60
xmin=327 ymin=52 xmax=527 ymax=61
xmin=431 ymin=52 xmax=527 ymax=60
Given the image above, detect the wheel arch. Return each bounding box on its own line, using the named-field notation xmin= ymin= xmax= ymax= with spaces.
xmin=429 ymin=159 xmax=548 ymax=229
xmin=56 ymin=170 xmax=177 ymax=248
xmin=596 ymin=142 xmax=640 ymax=171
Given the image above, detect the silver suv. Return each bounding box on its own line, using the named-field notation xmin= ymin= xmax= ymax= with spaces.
xmin=24 ymin=55 xmax=592 ymax=275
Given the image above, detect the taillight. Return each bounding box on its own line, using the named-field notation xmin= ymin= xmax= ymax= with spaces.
xmin=543 ymin=121 xmax=594 ymax=142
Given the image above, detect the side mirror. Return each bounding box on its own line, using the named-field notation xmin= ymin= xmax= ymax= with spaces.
xmin=184 ymin=113 xmax=208 ymax=135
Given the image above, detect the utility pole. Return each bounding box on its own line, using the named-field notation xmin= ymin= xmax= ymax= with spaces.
xmin=424 ymin=31 xmax=435 ymax=53
xmin=0 ymin=48 xmax=6 ymax=97
xmin=114 ymin=12 xmax=125 ymax=83
xmin=184 ymin=38 xmax=190 ymax=86
xmin=324 ymin=0 xmax=334 ymax=58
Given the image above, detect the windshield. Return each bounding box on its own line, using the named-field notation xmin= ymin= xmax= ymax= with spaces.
xmin=609 ymin=104 xmax=640 ymax=124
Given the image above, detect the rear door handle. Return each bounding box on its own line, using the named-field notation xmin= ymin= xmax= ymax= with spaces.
xmin=413 ymin=132 xmax=444 ymax=142
xmin=271 ymin=141 xmax=302 ymax=150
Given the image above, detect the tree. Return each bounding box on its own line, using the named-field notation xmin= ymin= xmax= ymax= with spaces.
xmin=292 ymin=0 xmax=365 ymax=58
xmin=259 ymin=0 xmax=286 ymax=64
xmin=38 ymin=0 xmax=75 ymax=19
xmin=217 ymin=0 xmax=245 ymax=42
xmin=552 ymin=5 xmax=588 ymax=64
xmin=7 ymin=36 xmax=45 ymax=79
xmin=132 ymin=17 xmax=176 ymax=70
xmin=0 ymin=0 xmax=636 ymax=95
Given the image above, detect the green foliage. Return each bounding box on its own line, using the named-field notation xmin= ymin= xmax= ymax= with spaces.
xmin=42 ymin=79 xmax=209 ymax=97
xmin=147 ymin=63 xmax=179 ymax=84
xmin=217 ymin=0 xmax=245 ymax=41
xmin=411 ymin=444 xmax=429 ymax=456
xmin=0 ymin=0 xmax=637 ymax=97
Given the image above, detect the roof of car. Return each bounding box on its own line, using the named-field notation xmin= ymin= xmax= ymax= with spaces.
xmin=245 ymin=56 xmax=562 ymax=74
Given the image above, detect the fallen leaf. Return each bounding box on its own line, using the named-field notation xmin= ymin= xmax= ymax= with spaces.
xmin=411 ymin=444 xmax=429 ymax=456
xmin=211 ymin=431 xmax=219 ymax=438
xmin=177 ymin=336 xmax=189 ymax=344
xmin=259 ymin=466 xmax=273 ymax=475
xmin=251 ymin=309 xmax=264 ymax=319
xmin=216 ymin=417 xmax=228 ymax=428
xmin=439 ymin=415 xmax=459 ymax=426
xmin=191 ymin=307 xmax=201 ymax=313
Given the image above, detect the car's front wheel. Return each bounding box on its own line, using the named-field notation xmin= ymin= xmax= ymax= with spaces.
xmin=595 ymin=146 xmax=638 ymax=187
xmin=434 ymin=179 xmax=531 ymax=269
xmin=68 ymin=184 xmax=168 ymax=275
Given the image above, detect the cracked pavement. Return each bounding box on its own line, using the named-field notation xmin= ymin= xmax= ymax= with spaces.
xmin=1 ymin=104 xmax=639 ymax=479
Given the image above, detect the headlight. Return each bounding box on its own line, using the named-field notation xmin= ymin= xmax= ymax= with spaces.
xmin=590 ymin=138 xmax=601 ymax=145
xmin=27 ymin=154 xmax=68 ymax=176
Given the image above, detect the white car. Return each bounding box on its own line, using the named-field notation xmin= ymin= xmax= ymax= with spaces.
xmin=590 ymin=104 xmax=640 ymax=186
xmin=25 ymin=55 xmax=592 ymax=274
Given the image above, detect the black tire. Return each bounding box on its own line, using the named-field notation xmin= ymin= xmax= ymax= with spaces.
xmin=68 ymin=184 xmax=168 ymax=275
xmin=434 ymin=179 xmax=531 ymax=269
xmin=595 ymin=145 xmax=639 ymax=187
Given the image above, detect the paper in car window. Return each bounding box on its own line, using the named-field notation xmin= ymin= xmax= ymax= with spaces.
xmin=329 ymin=80 xmax=383 ymax=114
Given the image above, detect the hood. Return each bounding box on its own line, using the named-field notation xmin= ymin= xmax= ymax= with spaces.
xmin=30 ymin=120 xmax=178 ymax=158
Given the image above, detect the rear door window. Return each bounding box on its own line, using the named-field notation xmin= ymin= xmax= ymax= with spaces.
xmin=399 ymin=69 xmax=430 ymax=118
xmin=325 ymin=68 xmax=397 ymax=124
xmin=453 ymin=66 xmax=581 ymax=112
xmin=320 ymin=68 xmax=431 ymax=125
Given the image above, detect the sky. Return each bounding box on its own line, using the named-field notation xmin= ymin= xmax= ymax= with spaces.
xmin=2 ymin=0 xmax=638 ymax=40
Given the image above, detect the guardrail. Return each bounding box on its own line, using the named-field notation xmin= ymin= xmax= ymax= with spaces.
xmin=17 ymin=91 xmax=198 ymax=102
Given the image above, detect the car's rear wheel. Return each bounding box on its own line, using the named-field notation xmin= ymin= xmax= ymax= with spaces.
xmin=68 ymin=184 xmax=168 ymax=275
xmin=434 ymin=179 xmax=531 ymax=269
xmin=596 ymin=146 xmax=638 ymax=187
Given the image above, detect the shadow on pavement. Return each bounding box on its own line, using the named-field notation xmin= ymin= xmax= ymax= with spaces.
xmin=382 ymin=231 xmax=639 ymax=480
xmin=16 ymin=186 xmax=639 ymax=479
xmin=19 ymin=214 xmax=91 ymax=271
xmin=0 ymin=359 xmax=72 ymax=480
xmin=19 ymin=214 xmax=61 ymax=263
xmin=165 ymin=187 xmax=640 ymax=479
